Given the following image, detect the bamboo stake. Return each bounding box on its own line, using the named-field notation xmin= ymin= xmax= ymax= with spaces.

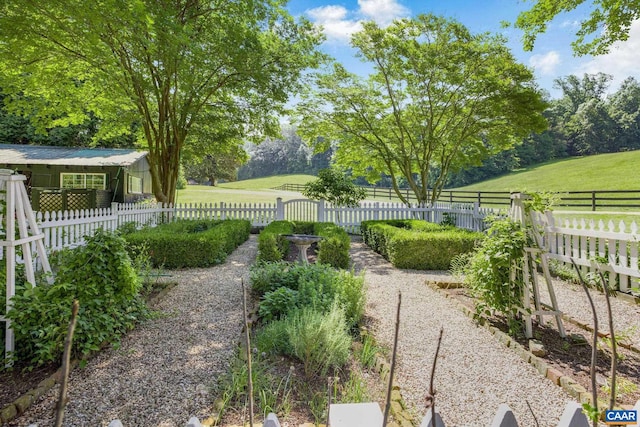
xmin=242 ymin=279 xmax=254 ymax=427
xmin=383 ymin=292 xmax=401 ymax=427
xmin=55 ymin=299 xmax=79 ymax=427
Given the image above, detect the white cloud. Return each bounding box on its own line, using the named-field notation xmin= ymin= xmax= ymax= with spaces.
xmin=576 ymin=20 xmax=640 ymax=91
xmin=358 ymin=0 xmax=410 ymax=26
xmin=560 ymin=20 xmax=580 ymax=29
xmin=307 ymin=5 xmax=363 ymax=42
xmin=529 ymin=51 xmax=561 ymax=75
xmin=306 ymin=0 xmax=409 ymax=43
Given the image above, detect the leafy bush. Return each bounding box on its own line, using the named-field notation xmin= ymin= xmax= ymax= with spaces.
xmin=257 ymin=221 xmax=295 ymax=262
xmin=387 ymin=228 xmax=481 ymax=270
xmin=315 ymin=223 xmax=351 ymax=269
xmin=123 ymin=219 xmax=250 ymax=268
xmin=362 ymin=219 xmax=480 ymax=269
xmin=6 ymin=229 xmax=148 ymax=366
xmin=259 ymin=287 xmax=299 ymax=322
xmin=463 ymin=218 xmax=527 ymax=330
xmin=285 ymin=304 xmax=351 ymax=378
xmin=251 ymin=263 xmax=365 ymax=328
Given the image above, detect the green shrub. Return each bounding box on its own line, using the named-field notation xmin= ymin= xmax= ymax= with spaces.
xmin=464 ymin=218 xmax=527 ymax=330
xmin=285 ymin=304 xmax=351 ymax=378
xmin=257 ymin=221 xmax=295 ymax=262
xmin=361 ymin=219 xmax=480 ymax=270
xmin=314 ymin=223 xmax=351 ymax=269
xmin=387 ymin=228 xmax=481 ymax=270
xmin=124 ymin=219 xmax=250 ymax=268
xmin=7 ymin=229 xmax=148 ymax=366
xmin=251 ymin=263 xmax=365 ymax=328
xmin=259 ymin=287 xmax=299 ymax=322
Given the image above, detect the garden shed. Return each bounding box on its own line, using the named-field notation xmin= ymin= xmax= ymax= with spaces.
xmin=0 ymin=143 xmax=152 ymax=211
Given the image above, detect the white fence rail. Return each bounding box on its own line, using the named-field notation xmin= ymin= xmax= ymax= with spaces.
xmin=34 ymin=199 xmax=497 ymax=251
xmin=31 ymin=200 xmax=640 ymax=293
xmin=541 ymin=213 xmax=640 ymax=292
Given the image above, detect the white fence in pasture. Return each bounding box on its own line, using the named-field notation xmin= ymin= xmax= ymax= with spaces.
xmin=541 ymin=213 xmax=640 ymax=292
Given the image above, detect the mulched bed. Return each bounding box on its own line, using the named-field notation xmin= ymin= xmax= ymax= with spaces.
xmin=441 ymin=286 xmax=640 ymax=407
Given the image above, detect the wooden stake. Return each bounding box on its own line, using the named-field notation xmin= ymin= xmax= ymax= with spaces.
xmin=383 ymin=291 xmax=401 ymax=427
xmin=55 ymin=299 xmax=79 ymax=427
xmin=571 ymin=259 xmax=598 ymax=427
xmin=242 ymin=279 xmax=254 ymax=427
xmin=427 ymin=327 xmax=443 ymax=427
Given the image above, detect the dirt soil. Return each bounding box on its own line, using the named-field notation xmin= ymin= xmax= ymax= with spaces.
xmin=441 ymin=286 xmax=640 ymax=408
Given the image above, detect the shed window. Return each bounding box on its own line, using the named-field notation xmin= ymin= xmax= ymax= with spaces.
xmin=60 ymin=173 xmax=106 ymax=190
xmin=128 ymin=175 xmax=143 ymax=194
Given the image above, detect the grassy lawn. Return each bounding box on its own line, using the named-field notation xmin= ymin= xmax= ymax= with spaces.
xmin=454 ymin=150 xmax=640 ymax=192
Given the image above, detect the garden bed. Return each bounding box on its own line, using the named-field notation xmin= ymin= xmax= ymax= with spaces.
xmin=437 ymin=285 xmax=640 ymax=408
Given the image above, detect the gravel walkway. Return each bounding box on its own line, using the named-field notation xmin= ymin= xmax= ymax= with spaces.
xmin=541 ymin=277 xmax=640 ymax=348
xmin=350 ymin=240 xmax=575 ymax=426
xmin=8 ymin=236 xmax=257 ymax=427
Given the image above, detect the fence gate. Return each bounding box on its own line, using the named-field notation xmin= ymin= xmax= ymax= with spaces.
xmin=276 ymin=198 xmax=324 ymax=223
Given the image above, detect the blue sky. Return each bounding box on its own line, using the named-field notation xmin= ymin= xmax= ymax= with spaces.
xmin=286 ymin=0 xmax=640 ymax=99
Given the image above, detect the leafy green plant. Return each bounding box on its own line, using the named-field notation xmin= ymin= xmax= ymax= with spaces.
xmin=338 ymin=370 xmax=369 ymax=403
xmin=303 ymin=168 xmax=366 ymax=208
xmin=357 ymin=333 xmax=379 ymax=369
xmin=259 ymin=287 xmax=298 ymax=322
xmin=124 ymin=219 xmax=250 ymax=268
xmin=285 ymin=304 xmax=352 ymax=378
xmin=440 ymin=212 xmax=457 ymax=227
xmin=7 ymin=229 xmax=149 ymax=367
xmin=463 ymin=217 xmax=527 ymax=334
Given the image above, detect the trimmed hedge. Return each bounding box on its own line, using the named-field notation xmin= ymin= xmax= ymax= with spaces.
xmin=361 ymin=219 xmax=481 ymax=270
xmin=257 ymin=221 xmax=350 ymax=268
xmin=123 ymin=219 xmax=250 ymax=268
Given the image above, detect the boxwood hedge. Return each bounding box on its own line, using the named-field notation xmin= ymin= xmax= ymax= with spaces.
xmin=361 ymin=219 xmax=481 ymax=270
xmin=123 ymin=219 xmax=250 ymax=268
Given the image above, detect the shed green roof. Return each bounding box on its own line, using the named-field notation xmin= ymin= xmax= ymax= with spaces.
xmin=0 ymin=144 xmax=148 ymax=167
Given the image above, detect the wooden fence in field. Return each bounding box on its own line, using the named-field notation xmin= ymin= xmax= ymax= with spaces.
xmin=274 ymin=183 xmax=640 ymax=211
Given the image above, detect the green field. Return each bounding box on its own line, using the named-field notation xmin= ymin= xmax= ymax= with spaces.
xmin=455 ymin=150 xmax=640 ymax=192
xmin=175 ymin=174 xmax=315 ymax=204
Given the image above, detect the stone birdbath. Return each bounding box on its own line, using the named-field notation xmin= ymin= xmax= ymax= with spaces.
xmin=282 ymin=234 xmax=323 ymax=264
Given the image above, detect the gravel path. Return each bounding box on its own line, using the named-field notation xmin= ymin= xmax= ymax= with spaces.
xmin=9 ymin=236 xmax=257 ymax=427
xmin=350 ymin=240 xmax=575 ymax=426
xmin=540 ymin=277 xmax=640 ymax=348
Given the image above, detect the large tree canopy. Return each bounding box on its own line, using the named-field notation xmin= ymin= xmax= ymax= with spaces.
xmin=296 ymin=14 xmax=547 ymax=205
xmin=0 ymin=0 xmax=323 ymax=202
xmin=515 ymin=0 xmax=640 ymax=55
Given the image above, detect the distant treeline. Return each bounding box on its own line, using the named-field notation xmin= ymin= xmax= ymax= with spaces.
xmin=3 ymin=73 xmax=640 ymax=188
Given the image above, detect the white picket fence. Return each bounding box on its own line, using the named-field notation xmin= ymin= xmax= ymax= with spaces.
xmin=29 ymin=199 xmax=640 ymax=293
xmin=34 ymin=198 xmax=497 ymax=251
xmin=540 ymin=212 xmax=640 ymax=292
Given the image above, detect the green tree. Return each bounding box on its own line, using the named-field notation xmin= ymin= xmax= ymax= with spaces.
xmin=303 ymin=168 xmax=366 ymax=208
xmin=515 ymin=0 xmax=640 ymax=55
xmin=296 ymin=15 xmax=547 ymax=205
xmin=0 ymin=0 xmax=323 ymax=203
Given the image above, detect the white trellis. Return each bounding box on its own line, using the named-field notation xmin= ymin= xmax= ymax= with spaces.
xmin=510 ymin=193 xmax=566 ymax=338
xmin=1 ymin=170 xmax=52 ymax=365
